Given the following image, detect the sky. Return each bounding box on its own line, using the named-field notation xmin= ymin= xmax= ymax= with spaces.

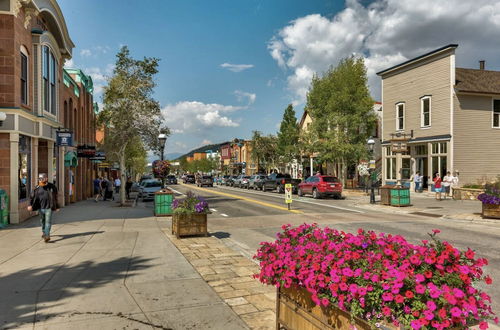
xmin=59 ymin=0 xmax=500 ymax=158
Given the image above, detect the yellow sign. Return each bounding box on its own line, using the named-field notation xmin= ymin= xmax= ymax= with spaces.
xmin=285 ymin=184 xmax=293 ymax=204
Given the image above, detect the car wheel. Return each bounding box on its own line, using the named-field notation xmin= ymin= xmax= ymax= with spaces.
xmin=278 ymin=186 xmax=284 ymax=194
xmin=298 ymin=188 xmax=303 ymax=197
xmin=312 ymin=188 xmax=319 ymax=199
xmin=261 ymin=185 xmax=265 ymax=191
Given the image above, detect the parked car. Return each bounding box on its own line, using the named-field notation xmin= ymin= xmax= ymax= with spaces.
xmin=262 ymin=173 xmax=301 ymax=193
xmin=248 ymin=174 xmax=268 ymax=190
xmin=239 ymin=176 xmax=252 ymax=188
xmin=183 ymin=174 xmax=195 ymax=184
xmin=165 ymin=175 xmax=177 ymax=185
xmin=197 ymin=175 xmax=214 ymax=187
xmin=298 ymin=175 xmax=342 ymax=199
xmin=220 ymin=175 xmax=231 ymax=185
xmin=130 ymin=182 xmax=142 ymax=192
xmin=138 ymin=179 xmax=163 ymax=201
xmin=232 ymin=175 xmax=245 ymax=188
xmin=225 ymin=175 xmax=238 ymax=187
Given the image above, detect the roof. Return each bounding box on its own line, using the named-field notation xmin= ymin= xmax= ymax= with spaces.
xmin=455 ymin=68 xmax=500 ymax=95
xmin=377 ymin=44 xmax=458 ymax=76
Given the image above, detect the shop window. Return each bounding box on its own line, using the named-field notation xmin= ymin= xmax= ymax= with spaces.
xmin=386 ymin=157 xmax=397 ymax=180
xmin=414 ymin=145 xmax=427 ymax=156
xmin=494 ymin=100 xmax=500 ymax=128
xmin=431 ymin=156 xmax=447 ymax=178
xmin=402 ymin=158 xmax=411 ymax=180
xmin=20 ymin=52 xmax=28 ymax=105
xmin=18 ymin=135 xmax=31 ymax=200
xmin=0 ymin=0 xmax=9 ymax=11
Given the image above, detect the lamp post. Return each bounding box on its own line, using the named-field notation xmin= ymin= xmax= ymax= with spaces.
xmin=158 ymin=133 xmax=167 ymax=161
xmin=367 ymin=137 xmax=376 ymax=204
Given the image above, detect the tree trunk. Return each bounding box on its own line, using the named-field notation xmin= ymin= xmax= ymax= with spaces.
xmin=119 ymin=144 xmax=127 ymax=206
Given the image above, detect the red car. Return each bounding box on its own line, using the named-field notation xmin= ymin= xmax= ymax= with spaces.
xmin=298 ymin=175 xmax=342 ymax=199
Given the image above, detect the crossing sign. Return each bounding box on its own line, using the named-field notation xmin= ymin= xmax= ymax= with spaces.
xmin=285 ymin=184 xmax=292 ymax=204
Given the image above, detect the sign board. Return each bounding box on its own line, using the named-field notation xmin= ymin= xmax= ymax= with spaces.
xmin=97 ymin=162 xmax=111 ymax=168
xmin=77 ymin=145 xmax=96 ymax=158
xmin=391 ymin=142 xmax=408 ymax=153
xmin=56 ymin=131 xmax=73 ymax=146
xmin=285 ymin=184 xmax=293 ymax=204
xmin=369 ymin=159 xmax=376 ymax=169
xmin=90 ymin=151 xmax=106 ymax=161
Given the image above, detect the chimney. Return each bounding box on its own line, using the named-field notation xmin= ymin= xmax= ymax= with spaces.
xmin=479 ymin=60 xmax=485 ymax=70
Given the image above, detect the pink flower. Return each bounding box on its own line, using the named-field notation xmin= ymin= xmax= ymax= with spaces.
xmin=349 ymin=283 xmax=358 ymax=294
xmin=415 ymin=274 xmax=425 ymax=283
xmin=426 ymin=300 xmax=437 ymax=311
xmin=357 ymin=287 xmax=367 ymax=296
xmin=452 ymin=288 xmax=464 ymax=298
xmin=382 ymin=292 xmax=393 ymax=302
xmin=342 ymin=267 xmax=353 ymax=277
xmin=411 ymin=320 xmax=422 ymax=330
xmin=423 ymin=310 xmax=434 ymax=321
xmin=450 ymin=307 xmax=462 ymax=317
xmin=479 ymin=321 xmax=489 ymax=330
xmin=415 ymin=284 xmax=426 ymax=294
xmin=321 ymin=298 xmax=329 ymax=306
xmin=432 ymin=229 xmax=441 ymax=234
xmin=382 ymin=306 xmax=391 ymax=316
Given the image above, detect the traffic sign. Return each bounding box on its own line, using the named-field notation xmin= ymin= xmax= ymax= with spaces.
xmin=285 ymin=184 xmax=292 ymax=205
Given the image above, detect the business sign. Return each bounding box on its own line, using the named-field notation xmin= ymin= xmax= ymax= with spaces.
xmin=391 ymin=142 xmax=408 ymax=153
xmin=285 ymin=184 xmax=293 ymax=204
xmin=90 ymin=151 xmax=106 ymax=161
xmin=77 ymin=145 xmax=96 ymax=158
xmin=56 ymin=132 xmax=73 ymax=146
xmin=369 ymin=159 xmax=376 ymax=169
xmin=97 ymin=162 xmax=111 ymax=168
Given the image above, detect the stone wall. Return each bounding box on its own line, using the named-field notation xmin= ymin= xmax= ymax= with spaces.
xmin=452 ymin=188 xmax=484 ymax=201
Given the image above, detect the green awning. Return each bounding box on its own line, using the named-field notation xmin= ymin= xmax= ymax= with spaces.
xmin=64 ymin=151 xmax=78 ymax=167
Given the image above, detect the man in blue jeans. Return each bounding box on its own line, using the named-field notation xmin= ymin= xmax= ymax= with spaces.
xmin=28 ymin=173 xmax=59 ymax=242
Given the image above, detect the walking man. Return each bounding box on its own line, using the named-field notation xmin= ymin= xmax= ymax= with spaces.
xmin=27 ymin=173 xmax=59 ymax=242
xmin=413 ymin=171 xmax=422 ymax=193
xmin=114 ymin=177 xmax=121 ymax=194
xmin=93 ymin=176 xmax=101 ymax=202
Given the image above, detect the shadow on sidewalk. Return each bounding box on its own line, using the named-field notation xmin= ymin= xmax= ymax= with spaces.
xmin=49 ymin=231 xmax=105 ymax=243
xmin=0 ymin=256 xmax=154 ymax=329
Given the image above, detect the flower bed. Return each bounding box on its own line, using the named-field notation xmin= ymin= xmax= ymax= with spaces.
xmin=478 ymin=178 xmax=500 ymax=219
xmin=171 ymin=191 xmax=210 ymax=238
xmin=254 ymin=224 xmax=497 ymax=329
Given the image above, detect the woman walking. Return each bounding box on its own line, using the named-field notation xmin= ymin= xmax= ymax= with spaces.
xmin=433 ymin=173 xmax=443 ymax=201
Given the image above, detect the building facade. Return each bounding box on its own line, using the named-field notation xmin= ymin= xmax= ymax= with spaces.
xmin=378 ymin=44 xmax=500 ymax=188
xmin=0 ymin=0 xmax=95 ymax=223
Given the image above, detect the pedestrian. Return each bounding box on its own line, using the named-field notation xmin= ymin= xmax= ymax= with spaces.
xmin=27 ymin=173 xmax=59 ymax=243
xmin=412 ymin=171 xmax=422 ymax=193
xmin=443 ymin=171 xmax=452 ymax=199
xmin=101 ymin=177 xmax=109 ymax=201
xmin=93 ymin=176 xmax=101 ymax=202
xmin=451 ymin=171 xmax=460 ymax=198
xmin=433 ymin=173 xmax=443 ymax=201
xmin=114 ymin=176 xmax=121 ymax=194
xmin=125 ymin=177 xmax=133 ymax=200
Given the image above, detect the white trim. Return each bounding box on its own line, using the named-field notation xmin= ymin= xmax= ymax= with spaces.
xmin=420 ymin=96 xmax=431 ymax=128
xmin=450 ymin=54 xmax=455 ymax=173
xmin=396 ymin=102 xmax=405 ymax=131
xmin=493 ymin=99 xmax=500 ymax=129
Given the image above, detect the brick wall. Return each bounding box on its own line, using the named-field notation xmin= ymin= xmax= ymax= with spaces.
xmin=0 ymin=133 xmax=10 ymax=193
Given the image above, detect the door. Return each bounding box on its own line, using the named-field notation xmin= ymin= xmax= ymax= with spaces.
xmin=416 ymin=157 xmax=428 ymax=188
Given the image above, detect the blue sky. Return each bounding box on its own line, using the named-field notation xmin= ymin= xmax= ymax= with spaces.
xmin=59 ymin=0 xmax=500 ymax=157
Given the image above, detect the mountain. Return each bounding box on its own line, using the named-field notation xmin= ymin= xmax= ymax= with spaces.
xmin=176 ymin=141 xmax=230 ymax=160
xmin=165 ymin=152 xmax=183 ymax=160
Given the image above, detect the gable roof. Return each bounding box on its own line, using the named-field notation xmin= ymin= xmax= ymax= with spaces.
xmin=455 ymin=68 xmax=500 ymax=95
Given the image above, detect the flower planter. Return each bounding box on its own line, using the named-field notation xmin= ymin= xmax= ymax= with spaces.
xmin=277 ymin=286 xmax=397 ymax=330
xmin=482 ymin=203 xmax=500 ymax=219
xmin=171 ymin=213 xmax=208 ymax=238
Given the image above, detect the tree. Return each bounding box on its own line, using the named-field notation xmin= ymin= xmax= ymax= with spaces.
xmin=277 ymin=104 xmax=299 ymax=166
xmin=179 ymin=157 xmax=189 ymax=173
xmin=305 ymin=56 xmax=376 ymax=183
xmin=98 ymin=46 xmax=169 ymax=205
xmin=124 ymin=136 xmax=148 ymax=180
xmin=250 ymin=131 xmax=278 ymax=173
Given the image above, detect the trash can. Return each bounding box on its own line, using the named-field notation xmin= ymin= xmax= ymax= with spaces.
xmin=154 ymin=188 xmax=173 ymax=216
xmin=0 ymin=189 xmax=9 ymax=226
xmin=380 ymin=185 xmax=393 ymax=205
xmin=390 ymin=186 xmax=411 ymax=207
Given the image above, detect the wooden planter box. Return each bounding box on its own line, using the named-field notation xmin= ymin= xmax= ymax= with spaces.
xmin=482 ymin=203 xmax=500 ymax=219
xmin=276 ymin=286 xmax=397 ymax=330
xmin=171 ymin=213 xmax=209 ymax=238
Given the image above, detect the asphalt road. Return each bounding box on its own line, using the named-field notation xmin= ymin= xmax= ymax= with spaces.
xmin=140 ymin=183 xmax=500 ymax=315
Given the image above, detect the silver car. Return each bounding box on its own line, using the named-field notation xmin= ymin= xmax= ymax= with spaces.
xmin=138 ymin=180 xmax=163 ymax=201
xmin=248 ymin=174 xmax=268 ymax=190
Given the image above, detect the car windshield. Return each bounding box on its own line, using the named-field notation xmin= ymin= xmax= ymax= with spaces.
xmin=322 ymin=177 xmax=340 ymax=183
xmin=145 ymin=181 xmax=162 ymax=187
xmin=259 ymin=176 xmax=267 ymax=179
xmin=244 ymin=176 xmax=251 ymax=179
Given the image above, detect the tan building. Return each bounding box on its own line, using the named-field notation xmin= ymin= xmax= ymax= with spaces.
xmin=378 ymin=44 xmax=500 ymax=188
xmin=193 ymin=152 xmax=206 ymax=161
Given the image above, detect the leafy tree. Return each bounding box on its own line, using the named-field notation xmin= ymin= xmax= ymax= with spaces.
xmin=124 ymin=136 xmax=148 ymax=180
xmin=250 ymin=131 xmax=278 ymax=173
xmin=179 ymin=157 xmax=189 ymax=173
xmin=98 ymin=46 xmax=169 ymax=205
xmin=277 ymin=104 xmax=299 ymax=166
xmin=305 ymin=56 xmax=376 ymax=183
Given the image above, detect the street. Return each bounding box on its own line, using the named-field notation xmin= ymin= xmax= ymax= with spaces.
xmin=159 ymin=183 xmax=500 ymax=314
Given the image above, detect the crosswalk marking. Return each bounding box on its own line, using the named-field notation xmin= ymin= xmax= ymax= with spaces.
xmin=220 ymin=213 xmax=229 ymax=217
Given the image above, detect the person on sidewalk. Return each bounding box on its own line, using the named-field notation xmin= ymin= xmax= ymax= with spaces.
xmin=433 ymin=173 xmax=443 ymax=201
xmin=125 ymin=177 xmax=133 ymax=200
xmin=412 ymin=171 xmax=422 ymax=193
xmin=27 ymin=173 xmax=59 ymax=243
xmin=101 ymin=177 xmax=109 ymax=201
xmin=114 ymin=177 xmax=121 ymax=194
xmin=93 ymin=177 xmax=101 ymax=202
xmin=451 ymin=171 xmax=460 ymax=198
xmin=443 ymin=171 xmax=452 ymax=199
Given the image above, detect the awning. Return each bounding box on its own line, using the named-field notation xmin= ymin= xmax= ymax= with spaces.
xmin=64 ymin=151 xmax=78 ymax=167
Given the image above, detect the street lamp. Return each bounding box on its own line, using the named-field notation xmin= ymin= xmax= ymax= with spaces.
xmin=158 ymin=133 xmax=167 ymax=161
xmin=367 ymin=137 xmax=376 ymax=204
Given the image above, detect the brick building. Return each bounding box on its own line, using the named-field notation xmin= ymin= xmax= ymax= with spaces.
xmin=0 ymin=0 xmax=96 ymax=223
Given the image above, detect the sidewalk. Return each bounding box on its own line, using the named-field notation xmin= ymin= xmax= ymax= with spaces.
xmin=345 ymin=189 xmax=488 ymax=222
xmin=0 ymin=199 xmax=247 ymax=329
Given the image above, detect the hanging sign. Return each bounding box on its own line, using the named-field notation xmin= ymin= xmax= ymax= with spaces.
xmin=90 ymin=151 xmax=106 ymax=161
xmin=56 ymin=132 xmax=73 ymax=146
xmin=77 ymin=145 xmax=96 ymax=158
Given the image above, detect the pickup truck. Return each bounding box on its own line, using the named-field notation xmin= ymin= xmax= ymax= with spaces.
xmin=262 ymin=173 xmax=301 ymax=193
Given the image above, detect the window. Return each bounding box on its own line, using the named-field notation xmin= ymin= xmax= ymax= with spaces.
xmin=20 ymin=52 xmax=28 ymax=105
xmin=494 ymin=100 xmax=500 ymax=128
xmin=421 ymin=97 xmax=431 ymax=127
xmin=431 ymin=142 xmax=447 ymax=178
xmin=414 ymin=145 xmax=427 ymax=156
xmin=42 ymin=46 xmax=57 ymax=115
xmin=18 ymin=135 xmax=31 ymax=200
xmin=396 ymin=103 xmax=405 ymax=131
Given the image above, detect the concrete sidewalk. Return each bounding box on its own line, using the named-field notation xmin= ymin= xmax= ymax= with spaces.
xmin=0 ymin=200 xmax=247 ymax=329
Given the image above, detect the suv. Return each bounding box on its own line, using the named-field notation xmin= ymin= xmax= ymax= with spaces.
xmin=165 ymin=175 xmax=177 ymax=185
xmin=248 ymin=174 xmax=267 ymax=190
xmin=298 ymin=175 xmax=342 ymax=199
xmin=197 ymin=175 xmax=214 ymax=187
xmin=138 ymin=180 xmax=163 ymax=201
xmin=183 ymin=174 xmax=195 ymax=184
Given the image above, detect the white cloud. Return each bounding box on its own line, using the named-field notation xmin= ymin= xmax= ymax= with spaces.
xmin=201 ymin=139 xmax=212 ymax=146
xmin=64 ymin=58 xmax=75 ymax=69
xmin=80 ymin=49 xmax=92 ymax=57
xmin=234 ymin=90 xmax=256 ymax=104
xmin=161 ymin=101 xmax=245 ymax=134
xmin=84 ymin=64 xmax=114 ymax=97
xmin=220 ymin=63 xmax=254 ymax=72
xmin=269 ymin=0 xmax=500 ymax=103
